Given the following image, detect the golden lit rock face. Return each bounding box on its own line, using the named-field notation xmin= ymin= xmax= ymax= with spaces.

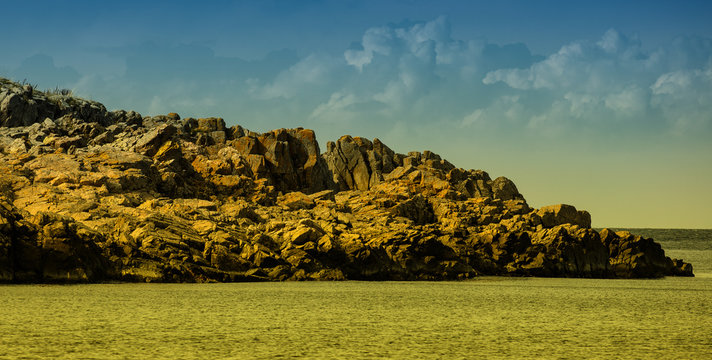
xmin=0 ymin=77 xmax=695 ymax=282
xmin=537 ymin=204 xmax=591 ymax=228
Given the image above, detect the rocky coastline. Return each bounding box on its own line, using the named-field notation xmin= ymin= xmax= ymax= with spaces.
xmin=0 ymin=77 xmax=693 ymax=283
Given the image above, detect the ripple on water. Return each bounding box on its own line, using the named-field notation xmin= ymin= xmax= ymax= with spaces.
xmin=1 ymin=276 xmax=711 ymax=359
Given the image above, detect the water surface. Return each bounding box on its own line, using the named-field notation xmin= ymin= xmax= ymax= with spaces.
xmin=1 ymin=229 xmax=710 ymax=359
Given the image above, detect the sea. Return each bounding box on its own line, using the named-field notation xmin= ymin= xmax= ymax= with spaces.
xmin=1 ymin=229 xmax=710 ymax=359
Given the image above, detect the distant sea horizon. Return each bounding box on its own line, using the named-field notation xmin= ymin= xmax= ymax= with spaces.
xmin=600 ymin=227 xmax=712 ymax=229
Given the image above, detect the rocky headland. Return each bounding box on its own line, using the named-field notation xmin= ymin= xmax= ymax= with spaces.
xmin=0 ymin=78 xmax=694 ymax=282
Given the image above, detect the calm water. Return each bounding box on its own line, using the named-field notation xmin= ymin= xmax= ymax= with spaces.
xmin=1 ymin=230 xmax=711 ymax=359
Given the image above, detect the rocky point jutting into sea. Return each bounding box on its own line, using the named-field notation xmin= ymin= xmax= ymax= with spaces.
xmin=0 ymin=77 xmax=694 ymax=283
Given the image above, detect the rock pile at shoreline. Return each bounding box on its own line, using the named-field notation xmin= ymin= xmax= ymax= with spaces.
xmin=0 ymin=77 xmax=694 ymax=282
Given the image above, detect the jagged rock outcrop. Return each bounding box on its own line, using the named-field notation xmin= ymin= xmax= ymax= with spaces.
xmin=599 ymin=228 xmax=693 ymax=278
xmin=1 ymin=79 xmax=116 ymax=128
xmin=323 ymin=136 xmax=398 ymax=191
xmin=231 ymin=127 xmax=333 ymax=194
xmin=537 ymin=204 xmax=591 ymax=228
xmin=0 ymin=77 xmax=694 ymax=282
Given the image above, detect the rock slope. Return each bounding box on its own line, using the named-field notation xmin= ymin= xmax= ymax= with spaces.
xmin=0 ymin=78 xmax=693 ymax=282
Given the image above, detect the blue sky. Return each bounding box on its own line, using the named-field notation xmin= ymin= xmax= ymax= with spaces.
xmin=1 ymin=0 xmax=711 ymax=228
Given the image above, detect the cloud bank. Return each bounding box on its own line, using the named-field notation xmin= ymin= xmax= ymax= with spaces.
xmin=482 ymin=29 xmax=712 ymax=136
xmin=3 ymin=17 xmax=711 ymax=144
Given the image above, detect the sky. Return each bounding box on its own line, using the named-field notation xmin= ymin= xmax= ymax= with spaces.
xmin=1 ymin=0 xmax=711 ymax=228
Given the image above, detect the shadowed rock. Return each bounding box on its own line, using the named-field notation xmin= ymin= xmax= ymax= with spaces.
xmin=537 ymin=204 xmax=592 ymax=228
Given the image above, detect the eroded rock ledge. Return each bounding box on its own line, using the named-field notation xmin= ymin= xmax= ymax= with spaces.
xmin=0 ymin=78 xmax=693 ymax=282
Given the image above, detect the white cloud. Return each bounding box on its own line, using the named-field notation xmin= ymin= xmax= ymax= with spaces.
xmin=344 ymin=26 xmax=393 ymax=71
xmin=254 ymin=54 xmax=339 ymax=100
xmin=650 ymin=65 xmax=712 ymax=132
xmin=309 ymin=92 xmax=358 ymax=122
xmin=461 ymin=108 xmax=484 ymax=127
xmin=563 ymin=92 xmax=601 ymax=118
xmin=651 ymin=70 xmax=695 ymax=95
xmin=483 ymin=67 xmax=531 ymax=89
xmin=597 ymin=29 xmax=642 ymax=58
xmin=344 ymin=16 xmax=456 ymax=71
xmin=478 ymin=29 xmax=712 ymax=135
xmin=484 ymin=42 xmax=593 ymax=90
xmin=461 ymin=95 xmax=524 ymax=128
xmin=482 ymin=30 xmax=651 ymax=93
xmin=604 ymin=85 xmax=647 ymax=116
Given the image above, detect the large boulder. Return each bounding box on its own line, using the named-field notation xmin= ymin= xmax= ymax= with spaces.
xmin=526 ymin=225 xmax=610 ymax=277
xmin=600 ymin=229 xmax=693 ymax=277
xmin=491 ymin=176 xmax=524 ymax=201
xmin=537 ymin=204 xmax=592 ymax=228
xmin=323 ymin=136 xmax=400 ymax=191
xmin=227 ymin=127 xmax=333 ymax=193
xmin=134 ymin=124 xmax=177 ymax=157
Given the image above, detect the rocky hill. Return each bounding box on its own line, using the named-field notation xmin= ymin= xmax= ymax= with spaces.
xmin=0 ymin=77 xmax=693 ymax=282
